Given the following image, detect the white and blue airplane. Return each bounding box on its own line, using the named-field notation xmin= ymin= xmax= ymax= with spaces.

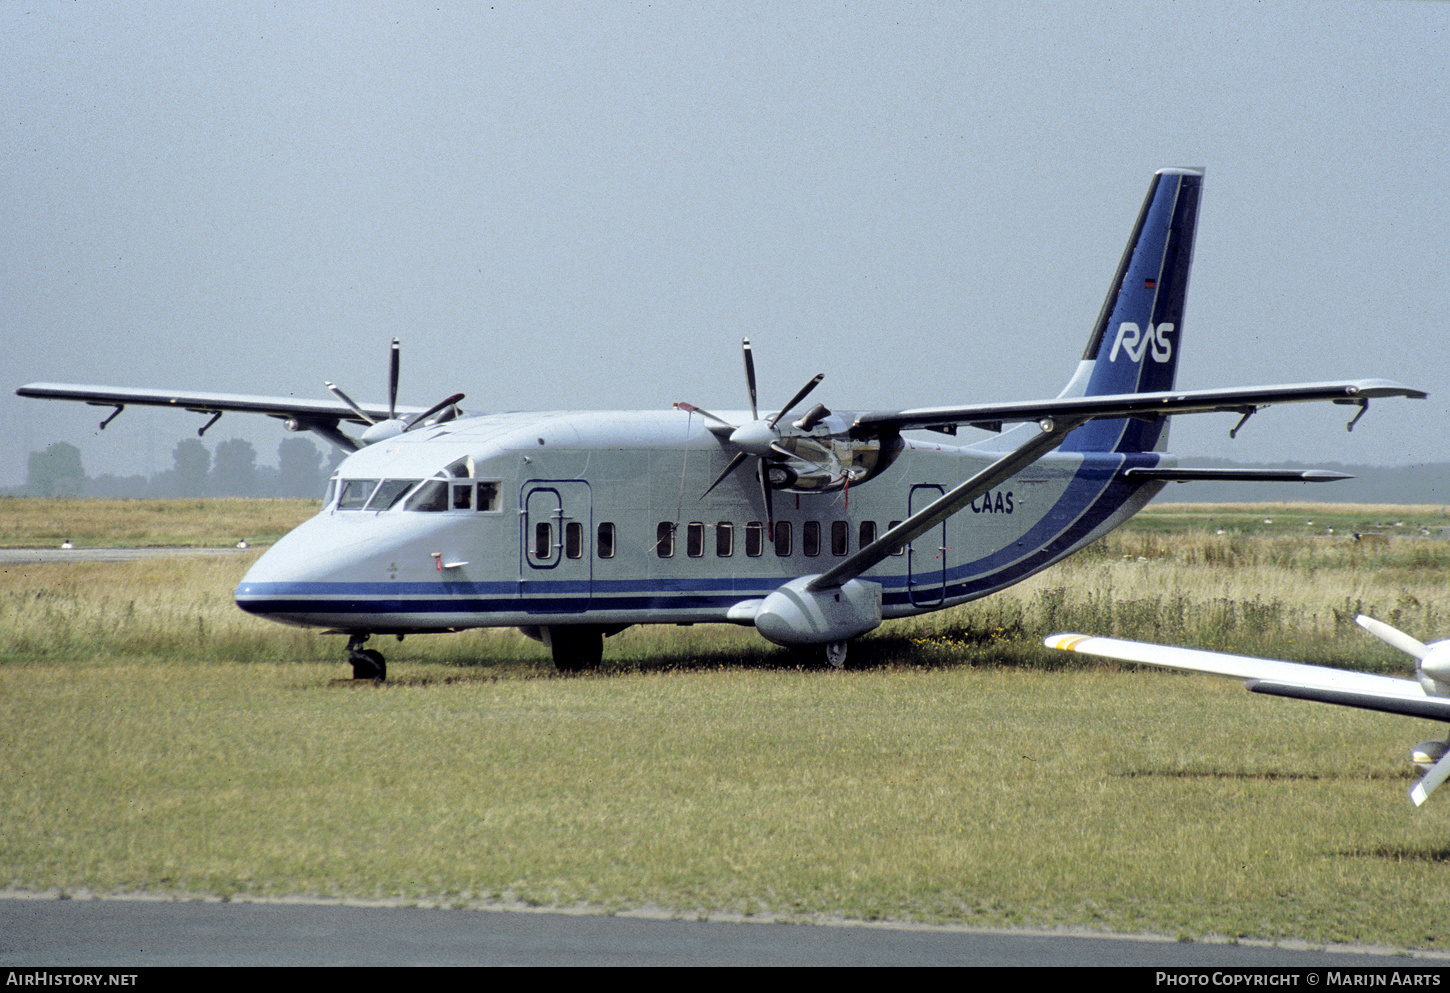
xmin=17 ymin=169 xmax=1426 ymax=677
xmin=1046 ymin=616 xmax=1450 ymax=808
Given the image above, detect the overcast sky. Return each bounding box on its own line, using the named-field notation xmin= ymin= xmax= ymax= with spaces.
xmin=3 ymin=1 xmax=1446 ymax=489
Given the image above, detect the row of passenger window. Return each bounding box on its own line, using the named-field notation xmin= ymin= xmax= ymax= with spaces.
xmin=654 ymin=520 xmax=903 ymax=558
xmin=531 ymin=520 xmax=904 ymax=562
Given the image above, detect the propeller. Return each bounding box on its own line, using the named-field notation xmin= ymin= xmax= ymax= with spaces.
xmin=677 ymin=338 xmax=825 ymax=539
xmin=1356 ymin=614 xmax=1450 ymax=806
xmin=326 ymin=338 xmax=465 ymax=445
xmin=1355 ymin=614 xmax=1450 ymax=689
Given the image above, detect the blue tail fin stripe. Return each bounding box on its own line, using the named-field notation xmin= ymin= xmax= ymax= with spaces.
xmin=1064 ymin=168 xmax=1203 ymax=454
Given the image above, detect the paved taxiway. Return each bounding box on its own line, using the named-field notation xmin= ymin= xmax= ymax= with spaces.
xmin=0 ymin=897 xmax=1438 ymax=967
xmin=0 ymin=546 xmax=257 ymax=565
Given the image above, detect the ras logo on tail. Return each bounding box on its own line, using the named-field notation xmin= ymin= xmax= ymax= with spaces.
xmin=1108 ymin=322 xmax=1175 ymax=364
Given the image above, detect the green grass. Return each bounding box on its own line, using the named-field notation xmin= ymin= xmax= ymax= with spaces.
xmin=3 ymin=659 xmax=1447 ymax=948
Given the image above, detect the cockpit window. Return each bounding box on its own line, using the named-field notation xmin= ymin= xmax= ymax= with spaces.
xmin=365 ymin=479 xmax=421 ymax=511
xmin=338 ymin=479 xmax=380 ymax=510
xmin=332 ymin=468 xmax=504 ymax=514
xmin=404 ymin=478 xmax=450 ymax=512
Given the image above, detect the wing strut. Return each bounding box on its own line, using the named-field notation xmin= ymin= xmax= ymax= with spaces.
xmin=807 ymin=416 xmax=1087 ymax=592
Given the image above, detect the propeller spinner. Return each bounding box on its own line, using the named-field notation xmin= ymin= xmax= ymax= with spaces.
xmin=325 ymin=338 xmax=465 ymax=445
xmin=1356 ymin=614 xmax=1450 ymax=806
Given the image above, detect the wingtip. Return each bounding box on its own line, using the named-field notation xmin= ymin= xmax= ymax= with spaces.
xmin=1350 ymin=379 xmax=1429 ymax=400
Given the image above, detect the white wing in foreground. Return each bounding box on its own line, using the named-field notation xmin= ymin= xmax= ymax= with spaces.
xmin=1044 ymin=630 xmax=1450 ymax=807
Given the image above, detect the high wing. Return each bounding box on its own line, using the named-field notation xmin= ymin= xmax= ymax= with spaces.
xmin=852 ymin=379 xmax=1426 ymax=437
xmin=16 ymin=382 xmax=435 ymax=453
xmin=1045 ymin=632 xmax=1450 ymax=806
xmin=804 ymin=378 xmax=1422 ymax=593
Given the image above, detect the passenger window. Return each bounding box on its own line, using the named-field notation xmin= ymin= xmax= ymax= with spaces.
xmin=534 ymin=522 xmax=553 ymax=559
xmin=565 ymin=522 xmax=583 ymax=559
xmin=405 ymin=479 xmax=449 ymax=512
xmin=774 ymin=521 xmax=793 ymax=557
xmin=597 ymin=523 xmax=616 ymax=559
xmin=656 ymin=522 xmax=675 ymax=558
xmin=831 ymin=521 xmax=849 ymax=556
xmin=859 ymin=520 xmax=877 ymax=550
xmin=745 ymin=522 xmax=764 ymax=557
xmin=686 ymin=522 xmax=705 ymax=558
xmin=888 ymin=520 xmax=905 ymax=556
xmin=476 ymin=482 xmax=502 ymax=512
xmin=339 ymin=479 xmax=380 ymax=510
xmin=803 ymin=521 xmax=820 ymax=557
xmin=715 ymin=522 xmax=733 ymax=557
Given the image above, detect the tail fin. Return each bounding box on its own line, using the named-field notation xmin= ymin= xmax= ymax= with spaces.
xmin=1062 ymin=168 xmax=1204 ymax=454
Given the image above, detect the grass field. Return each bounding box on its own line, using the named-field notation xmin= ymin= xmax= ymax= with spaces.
xmin=2 ymin=498 xmax=1449 ymax=949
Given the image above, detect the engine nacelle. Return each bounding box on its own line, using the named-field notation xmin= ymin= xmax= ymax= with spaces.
xmin=1411 ymin=740 xmax=1448 ymax=775
xmin=753 ymin=577 xmax=882 ymax=648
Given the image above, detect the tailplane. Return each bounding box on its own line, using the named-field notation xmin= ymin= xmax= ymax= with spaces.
xmin=1061 ymin=168 xmax=1203 ymax=453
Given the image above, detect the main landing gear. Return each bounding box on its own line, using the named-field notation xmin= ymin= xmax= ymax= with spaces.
xmin=346 ymin=633 xmax=386 ymax=680
xmin=798 ymin=640 xmax=849 ymax=669
xmin=542 ymin=626 xmax=605 ymax=673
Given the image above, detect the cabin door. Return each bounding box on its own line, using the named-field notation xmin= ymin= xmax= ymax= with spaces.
xmin=520 ymin=480 xmax=593 ymax=613
xmin=907 ymin=483 xmax=948 ymax=606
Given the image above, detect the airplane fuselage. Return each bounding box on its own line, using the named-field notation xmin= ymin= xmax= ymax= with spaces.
xmin=234 ymin=408 xmax=1165 ymax=634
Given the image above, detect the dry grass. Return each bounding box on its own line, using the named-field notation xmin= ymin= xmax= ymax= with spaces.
xmin=0 ymin=497 xmax=316 ymax=548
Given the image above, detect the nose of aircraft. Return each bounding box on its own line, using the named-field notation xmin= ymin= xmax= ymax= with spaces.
xmin=233 ymin=514 xmax=390 ymax=622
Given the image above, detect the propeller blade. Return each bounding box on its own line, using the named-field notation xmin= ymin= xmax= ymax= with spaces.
xmin=674 ymin=402 xmax=737 ymax=432
xmin=742 ymin=338 xmax=759 ymax=421
xmin=700 ymin=451 xmax=750 ymax=501
xmin=768 ymin=374 xmax=825 ymax=428
xmin=1412 ymin=747 xmax=1450 ymax=807
xmin=388 ymin=338 xmax=400 ymax=421
xmin=325 ymin=381 xmax=377 ymax=425
xmin=1357 ymin=614 xmax=1429 ymax=661
xmin=402 ymin=392 xmax=466 ymax=432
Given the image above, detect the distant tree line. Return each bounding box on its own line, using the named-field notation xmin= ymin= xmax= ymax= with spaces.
xmin=16 ymin=437 xmax=345 ymax=499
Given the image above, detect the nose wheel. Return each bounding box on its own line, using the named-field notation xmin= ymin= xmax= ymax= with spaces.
xmin=346 ymin=634 xmax=386 ymax=680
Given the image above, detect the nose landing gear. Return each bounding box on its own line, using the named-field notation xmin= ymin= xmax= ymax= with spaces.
xmin=346 ymin=633 xmax=386 ymax=680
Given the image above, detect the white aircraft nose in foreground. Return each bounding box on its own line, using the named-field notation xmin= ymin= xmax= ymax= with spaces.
xmin=1047 ymin=617 xmax=1450 ymax=807
xmin=18 ymin=168 xmax=1426 ymax=677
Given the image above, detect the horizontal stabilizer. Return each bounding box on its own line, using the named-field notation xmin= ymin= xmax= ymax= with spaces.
xmin=1121 ymin=467 xmax=1353 ymax=484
